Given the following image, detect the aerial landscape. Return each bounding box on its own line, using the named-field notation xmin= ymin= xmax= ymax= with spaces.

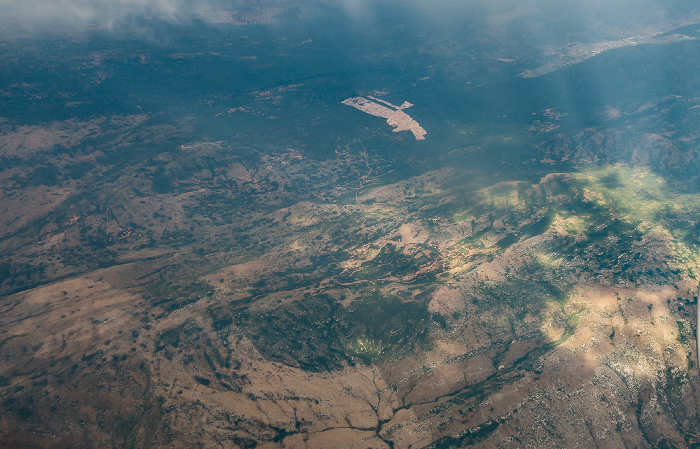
xmin=0 ymin=0 xmax=699 ymax=447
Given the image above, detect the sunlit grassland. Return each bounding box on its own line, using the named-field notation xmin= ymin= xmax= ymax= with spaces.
xmin=573 ymin=164 xmax=700 ymax=275
xmin=534 ymin=252 xmax=564 ymax=270
xmin=346 ymin=337 xmax=384 ymax=365
xmin=548 ymin=211 xmax=591 ymax=235
xmin=439 ymin=163 xmax=700 ymax=277
xmin=572 ymin=164 xmax=700 ymax=225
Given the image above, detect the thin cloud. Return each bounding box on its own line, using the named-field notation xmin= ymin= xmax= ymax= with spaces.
xmin=1 ymin=0 xmax=696 ymax=38
xmin=0 ymin=0 xmax=197 ymax=34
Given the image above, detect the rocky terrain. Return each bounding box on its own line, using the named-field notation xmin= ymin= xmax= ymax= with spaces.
xmin=1 ymin=139 xmax=698 ymax=447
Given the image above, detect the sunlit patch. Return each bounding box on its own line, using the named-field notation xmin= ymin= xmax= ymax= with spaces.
xmin=347 ymin=337 xmax=383 ymax=364
xmin=550 ymin=212 xmax=590 ymax=235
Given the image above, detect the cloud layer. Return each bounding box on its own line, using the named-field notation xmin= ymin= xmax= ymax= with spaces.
xmin=1 ymin=0 xmax=696 ymax=39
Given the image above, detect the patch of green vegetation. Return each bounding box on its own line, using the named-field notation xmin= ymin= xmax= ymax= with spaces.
xmin=346 ymin=338 xmax=383 ymax=364
xmin=440 ymin=179 xmax=567 ymax=263
xmin=575 ymin=164 xmax=700 ymax=228
xmin=559 ymin=212 xmax=591 ymax=234
xmin=451 ymin=210 xmax=474 ymax=223
xmin=233 ymin=295 xmax=349 ymax=372
xmin=554 ymin=307 xmax=582 ymax=345
xmin=233 ymin=290 xmax=432 ymax=371
xmin=345 ymin=293 xmax=431 ymax=361
xmin=551 ymin=190 xmax=681 ymax=284
xmin=676 ymin=320 xmax=689 ymax=345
